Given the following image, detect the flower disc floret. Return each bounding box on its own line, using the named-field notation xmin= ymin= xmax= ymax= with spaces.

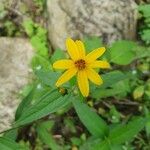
xmin=75 ymin=59 xmax=86 ymax=70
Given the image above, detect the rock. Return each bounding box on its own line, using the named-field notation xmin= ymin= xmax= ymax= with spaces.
xmin=47 ymin=0 xmax=138 ymax=50
xmin=0 ymin=38 xmax=33 ymax=132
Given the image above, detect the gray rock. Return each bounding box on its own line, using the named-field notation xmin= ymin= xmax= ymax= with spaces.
xmin=0 ymin=38 xmax=33 ymax=132
xmin=47 ymin=0 xmax=137 ymax=50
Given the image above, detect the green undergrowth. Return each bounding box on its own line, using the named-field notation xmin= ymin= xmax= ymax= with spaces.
xmin=0 ymin=2 xmax=150 ymax=150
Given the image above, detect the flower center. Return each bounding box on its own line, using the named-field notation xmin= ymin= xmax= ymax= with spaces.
xmin=74 ymin=59 xmax=86 ymax=70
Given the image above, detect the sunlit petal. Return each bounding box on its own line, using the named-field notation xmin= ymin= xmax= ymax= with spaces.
xmin=86 ymin=69 xmax=103 ymax=85
xmin=53 ymin=38 xmax=109 ymax=97
xmin=86 ymin=47 xmax=106 ymax=62
xmin=75 ymin=40 xmax=86 ymax=59
xmin=53 ymin=59 xmax=74 ymax=69
xmin=66 ymin=38 xmax=79 ymax=60
xmin=77 ymin=70 xmax=89 ymax=97
xmin=90 ymin=60 xmax=110 ymax=69
xmin=56 ymin=68 xmax=77 ymax=87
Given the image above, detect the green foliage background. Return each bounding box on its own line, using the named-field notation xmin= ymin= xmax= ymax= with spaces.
xmin=0 ymin=1 xmax=150 ymax=150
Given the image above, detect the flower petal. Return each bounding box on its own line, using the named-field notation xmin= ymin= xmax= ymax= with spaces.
xmin=90 ymin=60 xmax=110 ymax=69
xmin=66 ymin=38 xmax=79 ymax=60
xmin=56 ymin=68 xmax=77 ymax=87
xmin=77 ymin=70 xmax=89 ymax=97
xmin=86 ymin=47 xmax=106 ymax=62
xmin=53 ymin=59 xmax=74 ymax=69
xmin=75 ymin=40 xmax=86 ymax=59
xmin=86 ymin=69 xmax=103 ymax=85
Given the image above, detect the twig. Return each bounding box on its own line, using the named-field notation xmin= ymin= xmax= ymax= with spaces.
xmin=102 ymin=101 xmax=111 ymax=108
xmin=112 ymin=100 xmax=139 ymax=106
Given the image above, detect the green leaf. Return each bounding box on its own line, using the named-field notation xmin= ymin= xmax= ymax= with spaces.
xmin=138 ymin=4 xmax=150 ymax=44
xmin=0 ymin=137 xmax=28 ymax=150
xmin=23 ymin=18 xmax=50 ymax=60
xmin=110 ymin=145 xmax=124 ymax=150
xmin=71 ymin=137 xmax=82 ymax=146
xmin=109 ymin=117 xmax=146 ymax=145
xmin=133 ymin=85 xmax=145 ymax=100
xmin=64 ymin=118 xmax=76 ymax=133
xmin=31 ymin=54 xmax=50 ymax=71
xmin=141 ymin=29 xmax=150 ymax=44
xmin=3 ymin=129 xmax=18 ymax=141
xmin=91 ymin=139 xmax=110 ymax=150
xmin=109 ymin=106 xmax=121 ymax=123
xmin=73 ymin=98 xmax=108 ymax=138
xmin=84 ymin=37 xmax=103 ymax=53
xmin=80 ymin=137 xmax=122 ymax=150
xmin=22 ymin=19 xmax=34 ymax=37
xmin=35 ymin=70 xmax=60 ymax=87
xmin=138 ymin=4 xmax=150 ymax=18
xmin=91 ymin=71 xmax=126 ymax=99
xmin=92 ymin=88 xmax=122 ymax=99
xmin=109 ymin=40 xmax=136 ymax=65
xmin=36 ymin=121 xmax=61 ymax=150
xmin=50 ymin=48 xmax=66 ymax=63
xmin=14 ymin=90 xmax=71 ymax=127
xmin=31 ymin=36 xmax=48 ymax=57
xmin=144 ymin=107 xmax=150 ymax=136
xmin=146 ymin=121 xmax=150 ymax=136
xmin=133 ymin=46 xmax=150 ymax=59
xmin=101 ymin=71 xmax=126 ymax=88
xmin=92 ymin=80 xmax=129 ymax=99
xmin=79 ymin=137 xmax=102 ymax=150
xmin=19 ymin=84 xmax=33 ymax=97
xmin=110 ymin=79 xmax=130 ymax=98
xmin=15 ymin=87 xmax=34 ymax=120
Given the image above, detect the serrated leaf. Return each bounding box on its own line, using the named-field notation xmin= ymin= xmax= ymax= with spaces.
xmin=73 ymin=98 xmax=108 ymax=138
xmin=80 ymin=137 xmax=122 ymax=150
xmin=101 ymin=71 xmax=126 ymax=88
xmin=14 ymin=90 xmax=71 ymax=127
xmin=109 ymin=117 xmax=146 ymax=145
xmin=83 ymin=37 xmax=103 ymax=53
xmin=0 ymin=137 xmax=28 ymax=150
xmin=35 ymin=70 xmax=61 ymax=87
xmin=50 ymin=48 xmax=66 ymax=63
xmin=91 ymin=71 xmax=126 ymax=99
xmin=15 ymin=87 xmax=34 ymax=120
xmin=92 ymin=88 xmax=122 ymax=99
xmin=79 ymin=137 xmax=102 ymax=150
xmin=36 ymin=121 xmax=61 ymax=150
xmin=3 ymin=129 xmax=18 ymax=141
xmin=109 ymin=41 xmax=136 ymax=65
xmin=31 ymin=54 xmax=50 ymax=71
xmin=91 ymin=140 xmax=110 ymax=150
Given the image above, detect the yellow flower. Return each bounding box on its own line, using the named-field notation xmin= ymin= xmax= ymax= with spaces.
xmin=53 ymin=38 xmax=110 ymax=97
